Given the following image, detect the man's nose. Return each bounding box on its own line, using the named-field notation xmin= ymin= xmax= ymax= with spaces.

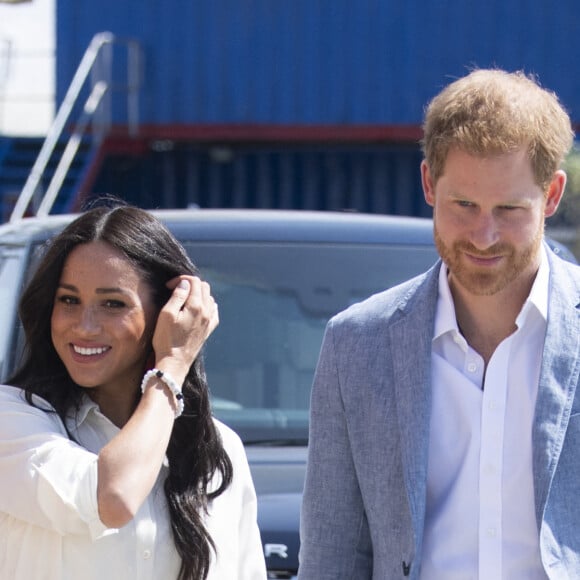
xmin=470 ymin=213 xmax=499 ymax=250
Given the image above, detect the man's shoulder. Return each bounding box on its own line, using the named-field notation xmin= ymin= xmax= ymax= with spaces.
xmin=549 ymin=248 xmax=580 ymax=292
xmin=330 ymin=261 xmax=441 ymax=328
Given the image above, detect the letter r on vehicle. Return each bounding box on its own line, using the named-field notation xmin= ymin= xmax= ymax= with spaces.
xmin=264 ymin=544 xmax=288 ymax=559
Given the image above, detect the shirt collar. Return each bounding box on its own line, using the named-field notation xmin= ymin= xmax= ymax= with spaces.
xmin=516 ymin=243 xmax=549 ymax=327
xmin=434 ymin=262 xmax=460 ymax=341
xmin=434 ymin=244 xmax=550 ymax=341
xmin=65 ymin=393 xmax=106 ymax=431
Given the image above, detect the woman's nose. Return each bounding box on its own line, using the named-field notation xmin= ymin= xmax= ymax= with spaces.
xmin=75 ymin=306 xmax=101 ymax=333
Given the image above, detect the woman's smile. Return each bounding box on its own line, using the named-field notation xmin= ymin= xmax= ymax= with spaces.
xmin=69 ymin=343 xmax=112 ymax=359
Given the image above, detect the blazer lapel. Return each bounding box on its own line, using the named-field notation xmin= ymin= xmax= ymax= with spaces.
xmin=389 ymin=264 xmax=440 ymax=550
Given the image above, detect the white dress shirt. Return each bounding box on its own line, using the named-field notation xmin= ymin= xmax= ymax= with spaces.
xmin=420 ymin=249 xmax=550 ymax=579
xmin=0 ymin=385 xmax=267 ymax=580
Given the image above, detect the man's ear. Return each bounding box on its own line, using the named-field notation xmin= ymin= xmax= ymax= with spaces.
xmin=544 ymin=170 xmax=567 ymax=218
xmin=421 ymin=161 xmax=436 ymax=207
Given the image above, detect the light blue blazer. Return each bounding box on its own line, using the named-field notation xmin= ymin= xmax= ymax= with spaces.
xmin=299 ymin=246 xmax=580 ymax=579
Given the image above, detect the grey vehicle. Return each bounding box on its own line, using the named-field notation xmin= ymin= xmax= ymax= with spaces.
xmin=0 ymin=208 xmax=440 ymax=578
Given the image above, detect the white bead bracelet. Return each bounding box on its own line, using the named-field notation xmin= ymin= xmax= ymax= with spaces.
xmin=141 ymin=368 xmax=184 ymax=419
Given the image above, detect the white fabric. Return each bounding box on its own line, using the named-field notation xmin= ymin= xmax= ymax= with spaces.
xmin=420 ymin=249 xmax=549 ymax=580
xmin=0 ymin=384 xmax=267 ymax=580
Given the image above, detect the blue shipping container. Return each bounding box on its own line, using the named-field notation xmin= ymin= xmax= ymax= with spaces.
xmin=56 ymin=0 xmax=580 ymax=128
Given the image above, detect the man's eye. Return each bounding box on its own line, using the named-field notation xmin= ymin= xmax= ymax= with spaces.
xmin=457 ymin=200 xmax=474 ymax=207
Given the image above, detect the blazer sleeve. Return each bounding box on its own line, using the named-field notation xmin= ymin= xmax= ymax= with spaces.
xmin=298 ymin=319 xmax=373 ymax=580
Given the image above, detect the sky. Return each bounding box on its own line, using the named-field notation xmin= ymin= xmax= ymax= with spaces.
xmin=0 ymin=0 xmax=55 ymax=135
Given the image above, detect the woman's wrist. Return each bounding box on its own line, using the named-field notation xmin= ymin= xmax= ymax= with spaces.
xmin=141 ymin=368 xmax=185 ymax=418
xmin=153 ymin=356 xmax=190 ymax=386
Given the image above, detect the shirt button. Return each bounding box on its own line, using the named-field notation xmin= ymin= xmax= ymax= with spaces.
xmin=143 ymin=550 xmax=151 ymax=559
xmin=487 ymin=528 xmax=497 ymax=537
xmin=467 ymin=362 xmax=477 ymax=373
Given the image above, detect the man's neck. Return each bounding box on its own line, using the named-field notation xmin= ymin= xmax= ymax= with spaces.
xmin=450 ymin=274 xmax=535 ymax=365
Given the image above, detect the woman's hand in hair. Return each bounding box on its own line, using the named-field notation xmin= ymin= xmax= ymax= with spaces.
xmin=97 ymin=275 xmax=218 ymax=529
xmin=151 ymin=276 xmax=219 ymax=382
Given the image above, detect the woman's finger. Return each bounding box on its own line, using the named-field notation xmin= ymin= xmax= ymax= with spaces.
xmin=163 ymin=277 xmax=191 ymax=313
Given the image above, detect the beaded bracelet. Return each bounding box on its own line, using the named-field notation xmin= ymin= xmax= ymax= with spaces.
xmin=140 ymin=368 xmax=184 ymax=419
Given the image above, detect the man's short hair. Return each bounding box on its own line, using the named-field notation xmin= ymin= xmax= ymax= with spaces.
xmin=421 ymin=69 xmax=574 ymax=189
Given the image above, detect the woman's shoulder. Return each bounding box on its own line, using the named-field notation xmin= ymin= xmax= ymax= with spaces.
xmin=0 ymin=383 xmax=31 ymax=405
xmin=212 ymin=418 xmax=244 ymax=454
xmin=0 ymin=384 xmax=70 ymax=440
xmin=0 ymin=383 xmax=22 ymax=396
xmin=0 ymin=383 xmax=54 ymax=412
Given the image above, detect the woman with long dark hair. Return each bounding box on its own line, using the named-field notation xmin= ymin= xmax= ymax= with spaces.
xmin=0 ymin=204 xmax=266 ymax=579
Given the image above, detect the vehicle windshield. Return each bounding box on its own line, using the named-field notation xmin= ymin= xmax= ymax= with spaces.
xmin=3 ymin=236 xmax=437 ymax=446
xmin=0 ymin=245 xmax=27 ymax=380
xmin=183 ymin=241 xmax=438 ymax=444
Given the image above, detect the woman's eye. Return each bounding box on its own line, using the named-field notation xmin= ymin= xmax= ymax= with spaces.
xmin=56 ymin=295 xmax=78 ymax=305
xmin=104 ymin=299 xmax=126 ymax=309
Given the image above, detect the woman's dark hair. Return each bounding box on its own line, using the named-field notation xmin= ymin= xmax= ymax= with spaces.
xmin=10 ymin=203 xmax=233 ymax=580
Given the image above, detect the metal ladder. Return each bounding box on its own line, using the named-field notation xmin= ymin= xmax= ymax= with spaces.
xmin=9 ymin=31 xmax=142 ymax=222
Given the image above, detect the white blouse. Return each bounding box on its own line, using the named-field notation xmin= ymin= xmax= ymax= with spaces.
xmin=0 ymin=384 xmax=267 ymax=580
